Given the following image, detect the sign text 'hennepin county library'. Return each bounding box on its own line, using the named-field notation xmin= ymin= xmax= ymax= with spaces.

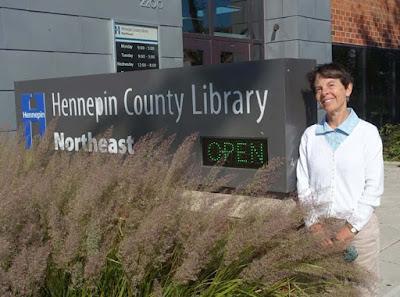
xmin=50 ymin=83 xmax=268 ymax=124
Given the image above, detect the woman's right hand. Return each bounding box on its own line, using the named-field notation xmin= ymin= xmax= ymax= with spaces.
xmin=310 ymin=223 xmax=334 ymax=247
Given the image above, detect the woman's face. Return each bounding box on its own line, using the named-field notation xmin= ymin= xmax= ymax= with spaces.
xmin=314 ymin=74 xmax=353 ymax=114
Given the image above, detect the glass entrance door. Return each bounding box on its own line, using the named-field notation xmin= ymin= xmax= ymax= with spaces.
xmin=183 ymin=36 xmax=250 ymax=66
xmin=182 ymin=0 xmax=263 ymax=67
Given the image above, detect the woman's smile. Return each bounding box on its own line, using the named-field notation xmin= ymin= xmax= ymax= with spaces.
xmin=314 ymin=75 xmax=352 ymax=116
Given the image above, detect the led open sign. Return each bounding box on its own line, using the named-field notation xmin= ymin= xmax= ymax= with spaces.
xmin=201 ymin=137 xmax=268 ymax=169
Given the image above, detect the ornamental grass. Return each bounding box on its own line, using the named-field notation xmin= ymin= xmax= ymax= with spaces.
xmin=0 ymin=126 xmax=366 ymax=297
xmin=380 ymin=123 xmax=400 ymax=161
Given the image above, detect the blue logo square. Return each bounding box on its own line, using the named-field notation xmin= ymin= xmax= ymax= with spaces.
xmin=21 ymin=92 xmax=46 ymax=149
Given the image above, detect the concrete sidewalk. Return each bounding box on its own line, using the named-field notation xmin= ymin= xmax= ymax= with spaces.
xmin=377 ymin=162 xmax=400 ymax=297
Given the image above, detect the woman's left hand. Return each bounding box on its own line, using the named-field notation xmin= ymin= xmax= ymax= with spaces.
xmin=335 ymin=226 xmax=355 ymax=247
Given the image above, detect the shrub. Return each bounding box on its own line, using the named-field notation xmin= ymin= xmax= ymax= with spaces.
xmin=380 ymin=123 xmax=400 ymax=161
xmin=0 ymin=128 xmax=365 ymax=297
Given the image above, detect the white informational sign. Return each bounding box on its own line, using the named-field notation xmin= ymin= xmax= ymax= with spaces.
xmin=115 ymin=24 xmax=158 ymax=44
xmin=114 ymin=23 xmax=159 ymax=72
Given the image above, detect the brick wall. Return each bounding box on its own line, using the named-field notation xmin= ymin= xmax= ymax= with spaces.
xmin=331 ymin=0 xmax=400 ymax=48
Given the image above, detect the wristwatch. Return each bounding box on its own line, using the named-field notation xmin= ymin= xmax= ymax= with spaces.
xmin=346 ymin=222 xmax=359 ymax=235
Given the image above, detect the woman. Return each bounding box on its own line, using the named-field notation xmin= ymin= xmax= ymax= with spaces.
xmin=296 ymin=63 xmax=384 ymax=296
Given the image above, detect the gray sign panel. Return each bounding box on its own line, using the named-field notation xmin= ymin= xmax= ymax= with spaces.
xmin=15 ymin=59 xmax=316 ymax=193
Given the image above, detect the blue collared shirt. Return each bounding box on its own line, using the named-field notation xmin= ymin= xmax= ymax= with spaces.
xmin=315 ymin=108 xmax=360 ymax=151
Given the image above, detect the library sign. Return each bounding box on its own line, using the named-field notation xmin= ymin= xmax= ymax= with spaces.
xmin=114 ymin=23 xmax=159 ymax=72
xmin=14 ymin=59 xmax=316 ymax=192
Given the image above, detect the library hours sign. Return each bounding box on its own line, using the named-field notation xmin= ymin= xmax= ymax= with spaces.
xmin=114 ymin=23 xmax=159 ymax=72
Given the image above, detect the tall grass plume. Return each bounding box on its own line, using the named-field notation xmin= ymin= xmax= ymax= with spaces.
xmin=0 ymin=128 xmax=367 ymax=296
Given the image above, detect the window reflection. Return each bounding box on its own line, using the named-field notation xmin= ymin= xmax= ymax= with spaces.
xmin=366 ymin=48 xmax=396 ymax=126
xmin=251 ymin=44 xmax=263 ymax=61
xmin=182 ymin=0 xmax=263 ymax=67
xmin=184 ymin=49 xmax=204 ymax=66
xmin=332 ymin=46 xmax=364 ymax=118
xmin=220 ymin=51 xmax=234 ymax=63
xmin=249 ymin=21 xmax=263 ymax=40
xmin=182 ymin=0 xmax=209 ymax=33
xmin=214 ymin=0 xmax=249 ymax=38
xmin=220 ymin=50 xmax=248 ymax=63
xmin=333 ymin=45 xmax=400 ymax=126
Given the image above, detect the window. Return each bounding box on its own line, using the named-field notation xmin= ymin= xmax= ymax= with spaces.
xmin=333 ymin=45 xmax=400 ymax=126
xmin=182 ymin=0 xmax=263 ymax=40
xmin=366 ymin=49 xmax=397 ymax=126
xmin=182 ymin=0 xmax=209 ymax=34
xmin=214 ymin=0 xmax=249 ymax=38
xmin=184 ymin=49 xmax=204 ymax=66
xmin=332 ymin=46 xmax=365 ymax=118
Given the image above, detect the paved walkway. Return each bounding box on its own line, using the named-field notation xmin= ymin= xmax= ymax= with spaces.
xmin=378 ymin=162 xmax=400 ymax=297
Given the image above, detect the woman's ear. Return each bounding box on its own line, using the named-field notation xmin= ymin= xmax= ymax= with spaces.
xmin=345 ymin=82 xmax=353 ymax=97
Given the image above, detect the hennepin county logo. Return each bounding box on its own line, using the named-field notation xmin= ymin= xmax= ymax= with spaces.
xmin=21 ymin=92 xmax=47 ymax=149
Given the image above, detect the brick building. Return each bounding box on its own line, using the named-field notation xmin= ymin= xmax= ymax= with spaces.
xmin=332 ymin=0 xmax=400 ymax=47
xmin=331 ymin=0 xmax=400 ymax=126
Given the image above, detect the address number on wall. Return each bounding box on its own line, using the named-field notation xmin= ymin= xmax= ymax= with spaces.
xmin=140 ymin=0 xmax=163 ymax=9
